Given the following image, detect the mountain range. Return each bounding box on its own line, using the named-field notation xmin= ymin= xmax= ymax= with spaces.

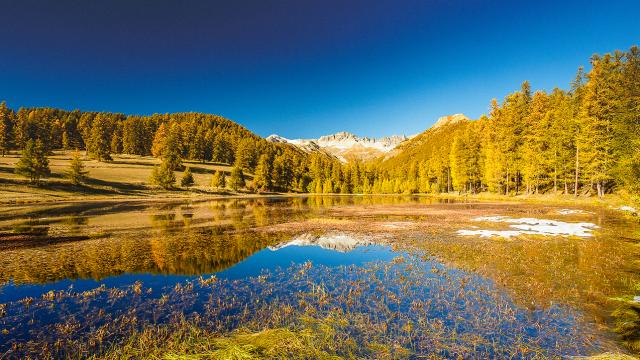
xmin=267 ymin=114 xmax=469 ymax=162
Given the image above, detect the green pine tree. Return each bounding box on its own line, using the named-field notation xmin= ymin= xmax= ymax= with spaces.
xmin=151 ymin=161 xmax=176 ymax=189
xmin=253 ymin=154 xmax=273 ymax=192
xmin=181 ymin=166 xmax=195 ymax=187
xmin=0 ymin=101 xmax=15 ymax=156
xmin=88 ymin=114 xmax=112 ymax=161
xmin=66 ymin=151 xmax=88 ymax=185
xmin=211 ymin=170 xmax=226 ymax=189
xmin=229 ymin=166 xmax=245 ymax=191
xmin=15 ymin=139 xmax=50 ymax=184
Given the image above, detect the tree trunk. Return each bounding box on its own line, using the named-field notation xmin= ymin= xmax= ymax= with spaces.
xmin=505 ymin=168 xmax=509 ymax=196
xmin=574 ymin=148 xmax=579 ymax=197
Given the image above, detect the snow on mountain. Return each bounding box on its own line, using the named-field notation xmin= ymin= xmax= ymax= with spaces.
xmin=265 ymin=134 xmax=289 ymax=143
xmin=268 ymin=233 xmax=377 ymax=252
xmin=266 ymin=131 xmax=408 ymax=162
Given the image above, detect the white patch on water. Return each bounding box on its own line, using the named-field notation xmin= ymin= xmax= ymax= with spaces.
xmin=457 ymin=229 xmax=526 ymax=238
xmin=557 ymin=209 xmax=592 ymax=215
xmin=619 ymin=206 xmax=638 ymax=213
xmin=269 ymin=233 xmax=376 ymax=252
xmin=457 ymin=216 xmax=599 ymax=238
xmin=381 ymin=221 xmax=414 ymax=229
xmin=634 ymin=296 xmax=640 ymax=303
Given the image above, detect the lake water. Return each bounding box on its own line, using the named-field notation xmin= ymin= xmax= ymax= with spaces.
xmin=0 ymin=196 xmax=638 ymax=358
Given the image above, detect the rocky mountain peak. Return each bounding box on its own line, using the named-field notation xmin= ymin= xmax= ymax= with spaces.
xmin=266 ymin=131 xmax=408 ymax=162
xmin=432 ymin=114 xmax=469 ymax=129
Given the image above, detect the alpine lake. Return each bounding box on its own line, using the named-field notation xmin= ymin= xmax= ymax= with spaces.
xmin=0 ymin=196 xmax=639 ymax=358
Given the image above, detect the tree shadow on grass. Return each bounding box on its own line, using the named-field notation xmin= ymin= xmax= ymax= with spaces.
xmin=107 ymin=160 xmax=158 ymax=167
xmin=0 ymin=177 xmax=148 ymax=198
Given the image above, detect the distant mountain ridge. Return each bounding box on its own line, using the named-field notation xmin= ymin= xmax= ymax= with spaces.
xmin=267 ymin=114 xmax=471 ymax=162
xmin=266 ymin=131 xmax=408 ymax=162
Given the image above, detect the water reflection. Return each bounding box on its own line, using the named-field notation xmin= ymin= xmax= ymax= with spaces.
xmin=0 ymin=196 xmax=638 ymax=358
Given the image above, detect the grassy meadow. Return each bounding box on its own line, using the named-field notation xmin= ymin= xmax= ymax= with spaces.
xmin=0 ymin=150 xmax=253 ymax=204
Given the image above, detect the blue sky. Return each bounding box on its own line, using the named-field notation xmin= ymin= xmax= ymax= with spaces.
xmin=1 ymin=0 xmax=638 ymax=138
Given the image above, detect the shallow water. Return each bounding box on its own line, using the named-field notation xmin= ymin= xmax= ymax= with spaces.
xmin=0 ymin=196 xmax=638 ymax=358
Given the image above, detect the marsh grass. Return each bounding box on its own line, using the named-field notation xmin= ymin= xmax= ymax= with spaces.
xmin=1 ymin=255 xmax=613 ymax=358
xmin=612 ymin=300 xmax=640 ymax=352
xmin=97 ymin=323 xmax=342 ymax=360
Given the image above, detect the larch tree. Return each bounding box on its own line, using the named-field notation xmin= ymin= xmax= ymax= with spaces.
xmin=211 ymin=170 xmax=226 ymax=189
xmin=578 ymin=54 xmax=619 ymax=198
xmin=181 ymin=166 xmax=195 ymax=187
xmin=66 ymin=151 xmax=89 ymax=185
xmin=151 ymin=123 xmax=169 ymax=158
xmin=253 ymin=153 xmax=274 ymax=192
xmin=521 ymin=90 xmax=549 ymax=194
xmin=88 ymin=114 xmax=112 ymax=161
xmin=229 ymin=166 xmax=245 ymax=191
xmin=0 ymin=101 xmax=15 ymax=156
xmin=15 ymin=139 xmax=50 ymax=184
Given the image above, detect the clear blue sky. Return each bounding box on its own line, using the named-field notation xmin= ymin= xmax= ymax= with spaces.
xmin=1 ymin=0 xmax=638 ymax=138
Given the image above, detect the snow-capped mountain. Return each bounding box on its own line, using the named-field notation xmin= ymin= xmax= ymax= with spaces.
xmin=266 ymin=131 xmax=408 ymax=162
xmin=268 ymin=233 xmax=377 ymax=252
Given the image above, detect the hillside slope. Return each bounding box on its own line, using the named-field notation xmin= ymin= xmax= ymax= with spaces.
xmin=379 ymin=114 xmax=472 ymax=167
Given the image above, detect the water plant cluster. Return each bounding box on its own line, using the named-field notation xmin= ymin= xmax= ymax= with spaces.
xmin=0 ymin=253 xmax=613 ymax=358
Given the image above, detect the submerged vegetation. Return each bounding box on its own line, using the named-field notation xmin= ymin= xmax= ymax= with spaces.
xmin=0 ymin=254 xmax=612 ymax=358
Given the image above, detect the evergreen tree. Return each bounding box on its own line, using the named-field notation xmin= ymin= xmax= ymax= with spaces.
xmin=234 ymin=138 xmax=257 ymax=171
xmin=211 ymin=170 xmax=226 ymax=189
xmin=520 ymin=91 xmax=549 ymax=194
xmin=616 ymin=46 xmax=640 ymax=193
xmin=189 ymin=126 xmax=207 ymax=162
xmin=151 ymin=161 xmax=176 ymax=189
xmin=88 ymin=114 xmax=112 ymax=161
xmin=578 ymin=54 xmax=618 ymax=198
xmin=253 ymin=154 xmax=273 ymax=192
xmin=273 ymin=154 xmax=294 ymax=191
xmin=212 ymin=136 xmax=233 ymax=164
xmin=62 ymin=131 xmax=71 ymax=150
xmin=229 ymin=166 xmax=245 ymax=191
xmin=110 ymin=124 xmax=123 ymax=153
xmin=0 ymin=101 xmax=15 ymax=156
xmin=161 ymin=125 xmax=183 ymax=171
xmin=450 ymin=135 xmax=468 ymax=192
xmin=151 ymin=123 xmax=169 ymax=157
xmin=15 ymin=139 xmax=50 ymax=184
xmin=66 ymin=151 xmax=89 ymax=185
xmin=181 ymin=166 xmax=195 ymax=187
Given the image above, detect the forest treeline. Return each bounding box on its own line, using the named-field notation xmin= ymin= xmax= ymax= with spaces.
xmin=1 ymin=46 xmax=638 ymax=196
xmin=376 ymin=46 xmax=640 ymax=197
